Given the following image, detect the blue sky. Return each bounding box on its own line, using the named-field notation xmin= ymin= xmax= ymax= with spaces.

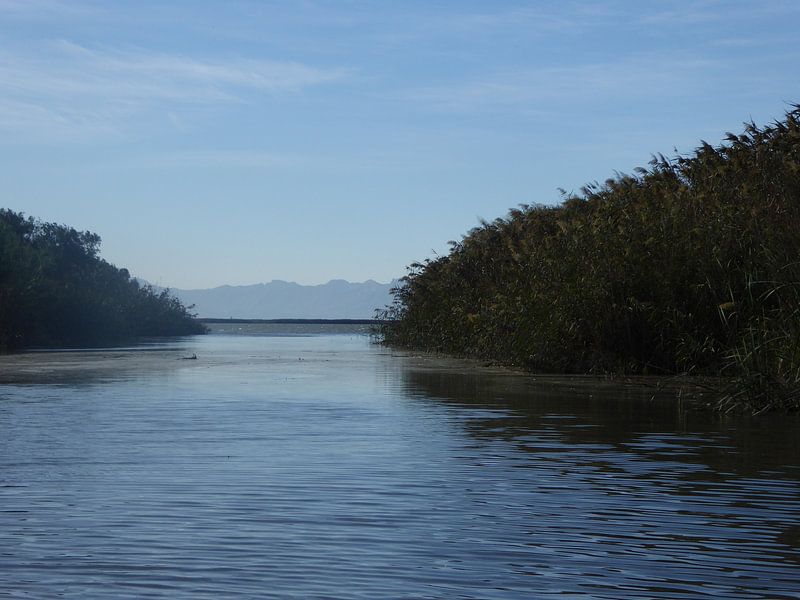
xmin=2 ymin=1 xmax=799 ymax=288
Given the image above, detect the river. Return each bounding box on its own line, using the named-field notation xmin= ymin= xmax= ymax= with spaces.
xmin=1 ymin=324 xmax=798 ymax=598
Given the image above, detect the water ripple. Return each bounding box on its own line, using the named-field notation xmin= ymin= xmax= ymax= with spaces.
xmin=1 ymin=332 xmax=798 ymax=598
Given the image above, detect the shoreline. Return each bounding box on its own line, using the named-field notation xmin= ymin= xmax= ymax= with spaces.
xmin=380 ymin=342 xmax=720 ymax=408
xmin=198 ymin=318 xmax=385 ymax=325
xmin=378 ymin=342 xmax=718 ymax=409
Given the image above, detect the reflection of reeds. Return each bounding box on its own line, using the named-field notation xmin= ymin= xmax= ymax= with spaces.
xmin=380 ymin=107 xmax=800 ymax=413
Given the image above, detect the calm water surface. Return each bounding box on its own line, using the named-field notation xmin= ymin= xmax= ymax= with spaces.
xmin=1 ymin=325 xmax=799 ymax=598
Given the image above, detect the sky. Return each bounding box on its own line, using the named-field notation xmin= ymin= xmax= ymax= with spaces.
xmin=1 ymin=0 xmax=799 ymax=289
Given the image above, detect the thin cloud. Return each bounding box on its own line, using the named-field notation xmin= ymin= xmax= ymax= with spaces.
xmin=639 ymin=0 xmax=800 ymax=26
xmin=0 ymin=0 xmax=101 ymax=19
xmin=403 ymin=56 xmax=723 ymax=113
xmin=430 ymin=6 xmax=579 ymax=34
xmin=0 ymin=0 xmax=78 ymax=11
xmin=71 ymin=145 xmax=464 ymax=175
xmin=130 ymin=150 xmax=306 ymax=170
xmin=0 ymin=40 xmax=348 ymax=140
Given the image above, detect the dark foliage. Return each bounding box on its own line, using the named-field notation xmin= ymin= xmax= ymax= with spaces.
xmin=0 ymin=210 xmax=206 ymax=350
xmin=379 ymin=107 xmax=800 ymax=412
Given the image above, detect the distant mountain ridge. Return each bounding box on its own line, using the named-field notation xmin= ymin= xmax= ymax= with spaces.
xmin=150 ymin=279 xmax=395 ymax=319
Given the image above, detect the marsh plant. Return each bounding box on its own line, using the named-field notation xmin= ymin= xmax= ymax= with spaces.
xmin=379 ymin=107 xmax=800 ymax=413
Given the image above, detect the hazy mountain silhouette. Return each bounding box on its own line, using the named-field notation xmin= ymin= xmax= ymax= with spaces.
xmin=153 ymin=279 xmax=395 ymax=319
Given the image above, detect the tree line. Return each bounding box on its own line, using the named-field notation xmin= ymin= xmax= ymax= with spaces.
xmin=379 ymin=107 xmax=800 ymax=413
xmin=0 ymin=209 xmax=206 ymax=350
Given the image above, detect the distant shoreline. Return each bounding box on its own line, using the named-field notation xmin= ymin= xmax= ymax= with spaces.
xmin=198 ymin=318 xmax=386 ymax=325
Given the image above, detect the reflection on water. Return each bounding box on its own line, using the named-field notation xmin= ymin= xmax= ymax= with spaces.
xmin=398 ymin=366 xmax=800 ymax=479
xmin=1 ymin=327 xmax=798 ymax=599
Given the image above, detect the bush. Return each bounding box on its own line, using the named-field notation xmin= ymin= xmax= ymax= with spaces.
xmin=0 ymin=209 xmax=206 ymax=350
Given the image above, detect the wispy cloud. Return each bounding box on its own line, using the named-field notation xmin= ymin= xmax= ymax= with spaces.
xmin=0 ymin=40 xmax=348 ymax=140
xmin=128 ymin=150 xmax=306 ymax=170
xmin=0 ymin=0 xmax=102 ymax=19
xmin=402 ymin=55 xmax=723 ymax=114
xmin=84 ymin=146 xmax=458 ymax=175
xmin=428 ymin=6 xmax=580 ymax=35
xmin=638 ymin=0 xmax=800 ymax=26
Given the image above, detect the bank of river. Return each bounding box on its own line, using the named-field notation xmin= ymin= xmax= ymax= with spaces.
xmin=1 ymin=324 xmax=798 ymax=598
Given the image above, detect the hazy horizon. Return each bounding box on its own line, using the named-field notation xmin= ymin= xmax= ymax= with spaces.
xmin=3 ymin=1 xmax=799 ymax=288
xmin=166 ymin=278 xmax=394 ymax=319
xmin=145 ymin=276 xmax=395 ymax=291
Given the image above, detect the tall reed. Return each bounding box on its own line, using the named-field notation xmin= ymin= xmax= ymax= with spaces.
xmin=379 ymin=107 xmax=800 ymax=412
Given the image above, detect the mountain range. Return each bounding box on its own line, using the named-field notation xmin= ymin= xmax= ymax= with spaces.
xmin=158 ymin=279 xmax=395 ymax=320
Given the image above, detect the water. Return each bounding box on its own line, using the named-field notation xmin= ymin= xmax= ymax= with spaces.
xmin=1 ymin=325 xmax=798 ymax=599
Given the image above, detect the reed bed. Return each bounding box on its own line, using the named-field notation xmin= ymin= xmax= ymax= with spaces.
xmin=379 ymin=107 xmax=800 ymax=413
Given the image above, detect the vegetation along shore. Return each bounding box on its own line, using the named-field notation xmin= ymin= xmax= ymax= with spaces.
xmin=0 ymin=209 xmax=206 ymax=351
xmin=379 ymin=107 xmax=800 ymax=414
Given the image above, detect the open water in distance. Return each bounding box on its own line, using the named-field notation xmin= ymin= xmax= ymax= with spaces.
xmin=1 ymin=324 xmax=799 ymax=599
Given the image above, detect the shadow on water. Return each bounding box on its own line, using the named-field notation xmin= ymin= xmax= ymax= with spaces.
xmin=391 ymin=359 xmax=800 ymax=566
xmin=393 ymin=359 xmax=800 ymax=481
